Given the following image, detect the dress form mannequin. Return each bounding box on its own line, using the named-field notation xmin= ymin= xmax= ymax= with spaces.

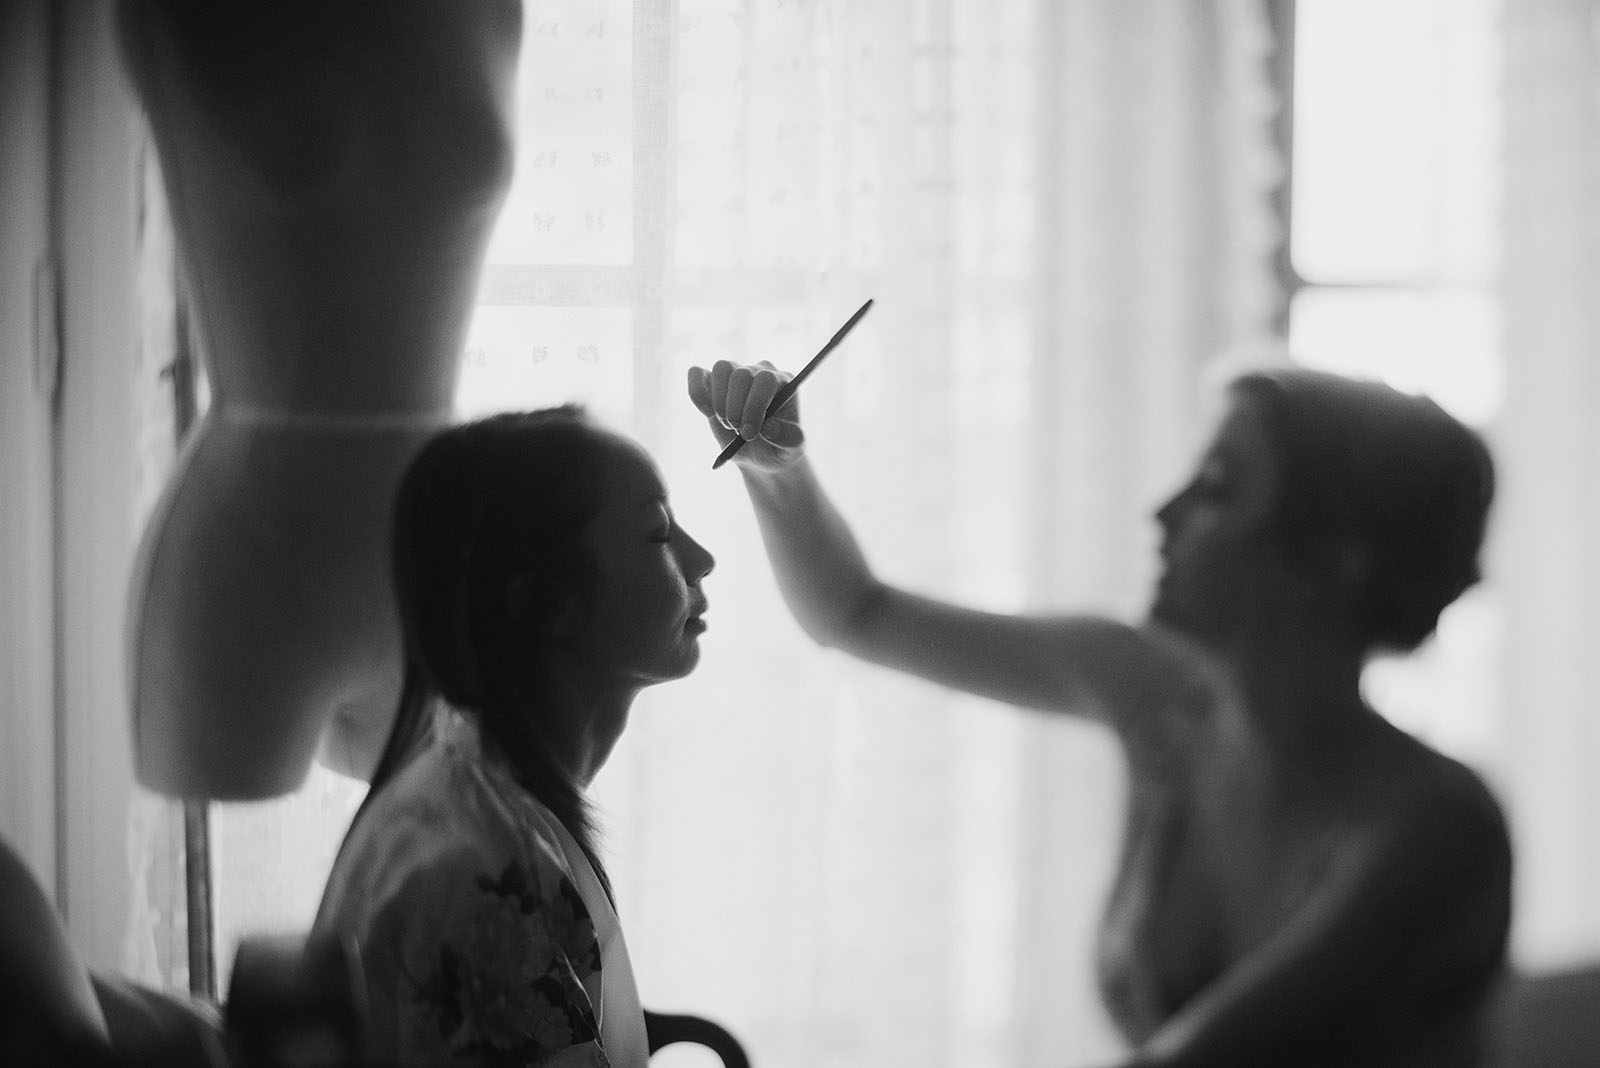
xmin=117 ymin=0 xmax=522 ymax=796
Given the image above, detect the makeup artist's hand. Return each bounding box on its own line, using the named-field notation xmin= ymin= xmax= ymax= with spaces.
xmin=687 ymin=359 xmax=806 ymax=472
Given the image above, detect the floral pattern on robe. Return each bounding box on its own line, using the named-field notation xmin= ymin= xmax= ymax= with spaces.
xmin=314 ymin=705 xmax=647 ymax=1068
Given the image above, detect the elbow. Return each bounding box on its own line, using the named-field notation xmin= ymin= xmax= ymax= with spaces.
xmin=798 ymin=579 xmax=887 ymax=656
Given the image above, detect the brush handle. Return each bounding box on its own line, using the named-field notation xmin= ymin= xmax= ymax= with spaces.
xmin=712 ymin=298 xmax=874 ymax=469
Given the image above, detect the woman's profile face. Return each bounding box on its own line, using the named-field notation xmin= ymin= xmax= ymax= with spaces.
xmin=565 ymin=438 xmax=716 ymax=692
xmin=1149 ymin=395 xmax=1285 ymax=643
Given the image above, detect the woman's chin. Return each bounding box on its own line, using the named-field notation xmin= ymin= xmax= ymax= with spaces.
xmin=1147 ymin=591 xmax=1177 ymax=627
xmin=1147 ymin=596 xmax=1204 ymax=641
xmin=670 ymin=636 xmax=704 ymax=679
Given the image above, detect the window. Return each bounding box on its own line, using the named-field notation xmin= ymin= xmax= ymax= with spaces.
xmin=1286 ymin=0 xmax=1502 ymax=423
xmin=1277 ymin=0 xmax=1505 ymax=771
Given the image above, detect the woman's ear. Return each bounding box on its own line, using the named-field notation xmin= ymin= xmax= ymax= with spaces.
xmin=1331 ymin=538 xmax=1372 ymax=591
xmin=1309 ymin=536 xmax=1374 ymax=615
xmin=506 ymin=571 xmax=578 ymax=640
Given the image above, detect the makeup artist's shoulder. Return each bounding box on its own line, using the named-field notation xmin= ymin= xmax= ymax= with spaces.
xmin=1044 ymin=615 xmax=1224 ymax=717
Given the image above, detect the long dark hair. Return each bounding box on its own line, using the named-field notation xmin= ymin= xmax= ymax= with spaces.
xmin=353 ymin=406 xmax=617 ymax=893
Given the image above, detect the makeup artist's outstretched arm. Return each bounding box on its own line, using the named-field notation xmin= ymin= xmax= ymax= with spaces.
xmin=687 ymin=360 xmax=1203 ymax=725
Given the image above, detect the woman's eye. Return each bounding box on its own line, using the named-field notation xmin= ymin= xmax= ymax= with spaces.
xmin=648 ymin=528 xmax=672 ymax=544
xmin=1180 ymin=472 xmax=1226 ymax=504
xmin=1194 ymin=461 xmax=1230 ymax=497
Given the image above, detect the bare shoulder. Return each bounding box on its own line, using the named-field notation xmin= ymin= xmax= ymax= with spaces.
xmin=1390 ymin=731 xmax=1509 ymax=848
xmin=1022 ymin=615 xmax=1219 ymax=718
xmin=1359 ymin=729 xmax=1513 ymax=909
xmin=1057 ymin=618 xmax=1228 ymax=746
xmin=1369 ymin=733 xmax=1515 ymax=986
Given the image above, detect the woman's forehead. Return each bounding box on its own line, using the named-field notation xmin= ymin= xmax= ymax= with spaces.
xmin=1218 ymin=394 xmax=1270 ymax=443
xmin=1206 ymin=396 xmax=1280 ymax=481
xmin=597 ymin=436 xmax=668 ymax=505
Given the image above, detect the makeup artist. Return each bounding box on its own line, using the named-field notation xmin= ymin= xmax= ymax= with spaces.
xmin=688 ymin=358 xmax=1512 ymax=1068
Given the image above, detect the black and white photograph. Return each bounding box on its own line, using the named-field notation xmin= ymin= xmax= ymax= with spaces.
xmin=1 ymin=2 xmax=1595 ymax=1066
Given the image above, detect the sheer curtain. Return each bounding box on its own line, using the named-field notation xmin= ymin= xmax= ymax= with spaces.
xmin=208 ymin=2 xmax=1280 ymax=1065
xmin=1498 ymin=0 xmax=1600 ymax=971
xmin=125 ymin=141 xmax=192 ymax=991
xmin=473 ymin=2 xmax=1278 ymax=1065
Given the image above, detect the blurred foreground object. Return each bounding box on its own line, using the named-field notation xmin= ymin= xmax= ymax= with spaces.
xmin=225 ymin=933 xmax=364 ymax=1068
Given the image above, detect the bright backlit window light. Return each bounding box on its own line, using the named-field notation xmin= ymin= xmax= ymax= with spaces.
xmin=1288 ymin=0 xmax=1505 ymax=765
xmin=1289 ymin=288 xmax=1503 ymax=427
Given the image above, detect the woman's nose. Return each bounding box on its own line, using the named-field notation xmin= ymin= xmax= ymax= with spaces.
xmin=679 ymin=529 xmax=715 ymax=579
xmin=1154 ymin=490 xmax=1182 ymax=531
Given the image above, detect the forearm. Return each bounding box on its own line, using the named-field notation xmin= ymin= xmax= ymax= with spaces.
xmin=739 ymin=457 xmax=881 ymax=650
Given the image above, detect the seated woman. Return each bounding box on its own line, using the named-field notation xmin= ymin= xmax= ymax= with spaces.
xmin=689 ymin=360 xmax=1512 ymax=1068
xmin=314 ymin=407 xmax=715 ymax=1068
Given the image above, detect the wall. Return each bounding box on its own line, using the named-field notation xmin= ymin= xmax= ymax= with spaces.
xmin=55 ymin=0 xmax=148 ymax=977
xmin=1 ymin=0 xmax=150 ymax=977
xmin=0 ymin=0 xmax=59 ymax=893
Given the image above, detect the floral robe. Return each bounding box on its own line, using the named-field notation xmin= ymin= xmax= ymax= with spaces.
xmin=313 ymin=705 xmax=648 ymax=1068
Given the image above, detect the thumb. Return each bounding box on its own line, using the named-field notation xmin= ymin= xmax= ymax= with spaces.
xmin=703 ymin=414 xmax=737 ymax=446
xmin=686 ymin=366 xmax=717 ymax=419
xmin=762 ymin=417 xmax=804 ymax=449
